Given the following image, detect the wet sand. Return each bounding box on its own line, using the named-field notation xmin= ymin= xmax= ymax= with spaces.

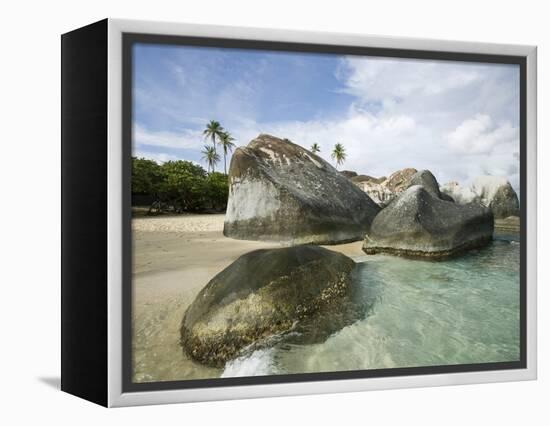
xmin=132 ymin=214 xmax=364 ymax=382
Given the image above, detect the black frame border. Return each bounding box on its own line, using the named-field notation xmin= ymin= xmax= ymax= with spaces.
xmin=122 ymin=32 xmax=528 ymax=393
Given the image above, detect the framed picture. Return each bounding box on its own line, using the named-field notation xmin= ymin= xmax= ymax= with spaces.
xmin=61 ymin=18 xmax=537 ymax=407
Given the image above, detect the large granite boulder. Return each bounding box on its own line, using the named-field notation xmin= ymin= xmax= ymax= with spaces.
xmin=224 ymin=134 xmax=380 ymax=244
xmin=363 ymin=185 xmax=494 ymax=259
xmin=407 ymin=169 xmax=454 ymax=202
xmin=180 ymin=246 xmax=357 ymax=367
xmin=406 ymin=169 xmax=442 ymax=198
xmin=440 ymin=176 xmax=519 ymax=219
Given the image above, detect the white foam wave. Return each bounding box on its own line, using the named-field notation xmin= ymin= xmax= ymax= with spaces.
xmin=221 ymin=348 xmax=277 ymax=378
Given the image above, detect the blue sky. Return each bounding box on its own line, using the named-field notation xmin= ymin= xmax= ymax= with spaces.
xmin=133 ymin=43 xmax=520 ymax=189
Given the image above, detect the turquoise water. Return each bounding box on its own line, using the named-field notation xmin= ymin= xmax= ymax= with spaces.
xmin=222 ymin=233 xmax=520 ymax=376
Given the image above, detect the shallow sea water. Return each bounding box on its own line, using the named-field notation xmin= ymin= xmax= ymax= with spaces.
xmin=222 ymin=233 xmax=520 ymax=377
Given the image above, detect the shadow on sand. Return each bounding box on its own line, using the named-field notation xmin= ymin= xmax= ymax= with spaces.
xmin=38 ymin=376 xmax=60 ymax=390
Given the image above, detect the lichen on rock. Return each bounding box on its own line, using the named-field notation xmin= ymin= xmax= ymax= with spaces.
xmin=180 ymin=246 xmax=359 ymax=367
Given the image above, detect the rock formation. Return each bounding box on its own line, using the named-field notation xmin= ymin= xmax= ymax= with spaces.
xmin=406 ymin=169 xmax=443 ymax=198
xmin=349 ymin=168 xmax=451 ymax=208
xmin=382 ymin=167 xmax=418 ymax=193
xmin=363 ymin=185 xmax=494 ymax=259
xmin=340 ymin=170 xmax=358 ymax=179
xmin=440 ymin=176 xmax=519 ymax=219
xmin=351 ymin=174 xmax=386 ymax=184
xmin=224 ymin=134 xmax=380 ymax=244
xmin=180 ymin=246 xmax=357 ymax=367
xmin=353 ymin=180 xmax=394 ymax=206
xmin=405 ymin=169 xmax=454 ymax=202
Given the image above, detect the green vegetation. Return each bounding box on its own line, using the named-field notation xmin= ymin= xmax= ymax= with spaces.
xmin=331 ymin=143 xmax=347 ymax=169
xmin=202 ymin=120 xmax=225 ymax=156
xmin=310 ymin=143 xmax=321 ymax=154
xmin=132 ymin=157 xmax=229 ymax=214
xmin=201 ymin=145 xmax=221 ymax=173
xmin=219 ymin=131 xmax=236 ymax=175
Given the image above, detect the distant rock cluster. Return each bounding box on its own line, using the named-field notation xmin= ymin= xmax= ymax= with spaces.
xmin=362 ymin=170 xmax=494 ymax=259
xmin=343 ymin=168 xmax=417 ymax=207
xmin=440 ymin=176 xmax=520 ymax=219
xmin=341 ymin=168 xmax=519 ymax=219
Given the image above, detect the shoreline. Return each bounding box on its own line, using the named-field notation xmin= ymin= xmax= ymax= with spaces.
xmin=131 ymin=213 xmax=364 ymax=383
xmin=132 ymin=213 xmax=519 ymax=383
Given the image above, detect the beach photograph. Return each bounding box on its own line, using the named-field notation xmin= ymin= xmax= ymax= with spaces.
xmin=130 ymin=43 xmax=521 ymax=383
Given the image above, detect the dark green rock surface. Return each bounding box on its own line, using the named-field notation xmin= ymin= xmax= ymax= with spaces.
xmin=363 ymin=185 xmax=494 ymax=259
xmin=180 ymin=246 xmax=357 ymax=367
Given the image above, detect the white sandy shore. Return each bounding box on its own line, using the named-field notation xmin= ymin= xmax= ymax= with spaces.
xmin=131 ymin=213 xmax=364 ymax=383
xmin=133 ymin=213 xmax=226 ymax=233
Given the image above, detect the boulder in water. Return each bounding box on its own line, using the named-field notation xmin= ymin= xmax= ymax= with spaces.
xmin=180 ymin=246 xmax=357 ymax=367
xmin=363 ymin=185 xmax=494 ymax=259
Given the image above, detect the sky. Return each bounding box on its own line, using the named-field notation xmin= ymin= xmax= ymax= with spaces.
xmin=132 ymin=43 xmax=520 ymax=190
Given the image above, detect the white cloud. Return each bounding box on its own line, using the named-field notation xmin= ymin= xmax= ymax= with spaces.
xmin=446 ymin=114 xmax=518 ymax=154
xmin=133 ymin=124 xmax=203 ymax=150
xmin=133 ymin=49 xmax=520 ymax=192
xmin=133 ymin=150 xmax=179 ymax=163
xmin=337 ymin=56 xmax=481 ymax=103
xmin=229 ymin=108 xmax=426 ymax=180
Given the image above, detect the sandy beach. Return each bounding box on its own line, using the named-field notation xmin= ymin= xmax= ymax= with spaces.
xmin=132 ymin=213 xmax=365 ymax=382
xmin=132 ymin=213 xmax=520 ymax=383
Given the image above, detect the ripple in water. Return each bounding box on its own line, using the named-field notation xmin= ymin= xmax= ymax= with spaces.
xmin=221 ymin=234 xmax=521 ymax=377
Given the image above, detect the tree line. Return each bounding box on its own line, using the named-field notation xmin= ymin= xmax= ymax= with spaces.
xmin=132 ymin=158 xmax=228 ymax=214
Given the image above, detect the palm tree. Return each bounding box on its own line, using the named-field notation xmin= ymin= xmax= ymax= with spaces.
xmin=331 ymin=143 xmax=347 ymax=169
xmin=218 ymin=131 xmax=236 ymax=175
xmin=201 ymin=145 xmax=220 ymax=173
xmin=310 ymin=143 xmax=321 ymax=154
xmin=203 ymin=120 xmax=225 ymax=155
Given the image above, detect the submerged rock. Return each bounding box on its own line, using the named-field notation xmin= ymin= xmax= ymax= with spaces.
xmin=440 ymin=176 xmax=519 ymax=219
xmin=180 ymin=246 xmax=357 ymax=367
xmin=224 ymin=134 xmax=380 ymax=244
xmin=363 ymin=185 xmax=494 ymax=259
